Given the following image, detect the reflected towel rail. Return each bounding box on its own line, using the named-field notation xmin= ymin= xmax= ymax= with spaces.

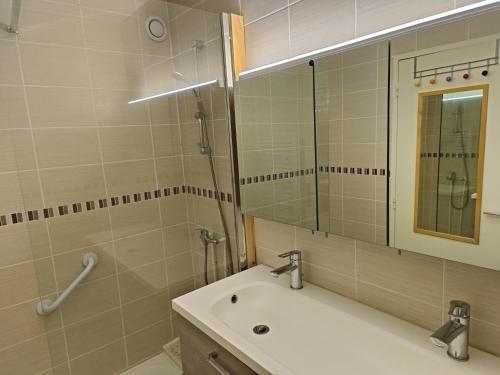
xmin=36 ymin=252 xmax=98 ymax=316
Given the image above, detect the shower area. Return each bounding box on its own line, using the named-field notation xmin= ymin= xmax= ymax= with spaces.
xmin=418 ymin=90 xmax=483 ymax=238
xmin=0 ymin=0 xmax=240 ymax=374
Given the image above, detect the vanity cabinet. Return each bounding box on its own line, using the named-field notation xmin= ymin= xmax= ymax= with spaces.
xmin=178 ymin=316 xmax=257 ymax=375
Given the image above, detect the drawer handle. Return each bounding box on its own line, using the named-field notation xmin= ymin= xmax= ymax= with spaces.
xmin=207 ymin=352 xmax=232 ymax=375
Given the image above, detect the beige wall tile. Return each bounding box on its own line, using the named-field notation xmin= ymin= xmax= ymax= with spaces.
xmin=469 ymin=319 xmax=500 ymax=357
xmin=160 ymin=196 xmax=188 ymax=227
xmin=0 ymin=41 xmax=22 ymax=84
xmin=0 ymin=132 xmax=37 ymax=173
xmin=99 ymin=126 xmax=153 ymax=162
xmin=82 ymin=8 xmax=141 ymax=53
xmin=241 ymin=0 xmax=287 ymax=24
xmin=0 ymin=261 xmax=44 ymax=308
xmin=61 ymin=276 xmax=120 ymax=325
xmin=19 ymin=44 xmax=89 ymax=87
xmin=342 ymin=61 xmax=378 ymax=94
xmin=290 ymin=0 xmax=355 ymax=55
xmin=0 ymin=87 xmax=29 ymax=129
xmin=118 ymin=260 xmax=167 ymax=303
xmin=34 ymin=128 xmax=101 ymax=169
xmin=0 ymin=299 xmax=61 ymax=351
xmin=40 ymin=165 xmax=106 ymax=206
xmin=164 ymin=223 xmax=191 ymax=257
xmin=65 ymin=308 xmax=123 ymax=359
xmin=17 ymin=0 xmax=84 ymax=47
xmin=104 ymin=159 xmax=156 ymax=197
xmin=80 ymin=0 xmax=136 ymax=14
xmin=53 ymin=243 xmax=115 ymax=288
xmin=302 ymin=261 xmax=356 ymax=299
xmin=244 ymin=8 xmax=290 ymax=68
xmin=115 ymin=229 xmax=164 ymax=271
xmin=355 ymin=0 xmax=453 ymax=36
xmin=444 ymin=261 xmax=500 ymax=326
xmin=126 ymin=319 xmax=173 ymax=366
xmin=69 ymin=339 xmax=126 ymax=375
xmin=0 ymin=221 xmax=51 ymax=267
xmin=166 ymin=252 xmax=194 ymax=287
xmin=87 ymin=50 xmax=144 ymax=91
xmin=0 ymin=334 xmax=58 ymax=375
xmin=110 ymin=200 xmax=161 ymax=239
xmin=152 ymin=125 xmax=182 ymax=157
xmin=357 ymin=241 xmax=443 ymax=306
xmin=155 ymin=156 xmax=184 ymax=187
xmin=296 ymin=227 xmax=355 ymax=276
xmin=48 ymin=210 xmax=112 ymax=254
xmin=93 ymin=89 xmax=149 ymax=126
xmin=122 ymin=291 xmax=170 ymax=334
xmin=26 ymin=87 xmax=96 ymax=128
xmin=358 ymin=281 xmax=442 ymax=330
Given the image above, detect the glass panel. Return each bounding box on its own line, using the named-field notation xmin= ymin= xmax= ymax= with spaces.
xmin=235 ymin=63 xmax=317 ymax=230
xmin=417 ymin=88 xmax=486 ymax=241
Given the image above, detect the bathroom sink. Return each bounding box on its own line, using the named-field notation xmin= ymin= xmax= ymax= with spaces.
xmin=172 ymin=265 xmax=500 ymax=375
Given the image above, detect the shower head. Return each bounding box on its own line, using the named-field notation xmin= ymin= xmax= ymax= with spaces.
xmin=171 ymin=71 xmax=189 ymax=83
xmin=171 ymin=71 xmax=202 ymax=102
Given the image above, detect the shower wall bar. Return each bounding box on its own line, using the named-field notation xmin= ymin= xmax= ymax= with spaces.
xmin=7 ymin=0 xmax=21 ymax=34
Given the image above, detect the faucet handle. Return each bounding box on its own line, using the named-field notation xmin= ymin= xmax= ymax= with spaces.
xmin=278 ymin=250 xmax=302 ymax=260
xmin=448 ymin=300 xmax=470 ymax=319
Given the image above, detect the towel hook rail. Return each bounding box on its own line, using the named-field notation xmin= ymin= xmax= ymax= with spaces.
xmin=36 ymin=252 xmax=98 ymax=316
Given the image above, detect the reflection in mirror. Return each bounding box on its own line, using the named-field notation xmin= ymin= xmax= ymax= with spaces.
xmin=235 ymin=63 xmax=317 ymax=230
xmin=416 ymin=86 xmax=488 ymax=243
xmin=315 ymin=43 xmax=389 ymax=245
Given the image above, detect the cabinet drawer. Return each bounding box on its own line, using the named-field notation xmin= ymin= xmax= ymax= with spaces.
xmin=179 ymin=316 xmax=257 ymax=375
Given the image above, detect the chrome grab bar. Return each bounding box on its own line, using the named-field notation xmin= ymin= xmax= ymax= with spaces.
xmin=207 ymin=352 xmax=231 ymax=375
xmin=36 ymin=252 xmax=98 ymax=316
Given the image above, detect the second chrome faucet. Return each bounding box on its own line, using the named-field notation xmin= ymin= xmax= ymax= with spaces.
xmin=270 ymin=250 xmax=303 ymax=289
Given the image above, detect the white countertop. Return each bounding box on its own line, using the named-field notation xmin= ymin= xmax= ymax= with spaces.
xmin=172 ymin=265 xmax=500 ymax=375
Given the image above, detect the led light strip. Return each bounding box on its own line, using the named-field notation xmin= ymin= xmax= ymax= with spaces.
xmin=238 ymin=0 xmax=500 ymax=79
xmin=128 ymin=79 xmax=218 ymax=104
xmin=442 ymin=94 xmax=484 ymax=101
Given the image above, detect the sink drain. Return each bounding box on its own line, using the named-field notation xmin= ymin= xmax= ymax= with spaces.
xmin=253 ymin=325 xmax=270 ymax=335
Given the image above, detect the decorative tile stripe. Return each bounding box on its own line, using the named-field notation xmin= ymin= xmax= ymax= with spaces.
xmin=419 ymin=152 xmax=478 ymax=159
xmin=240 ymin=167 xmax=388 ymax=186
xmin=240 ymin=168 xmax=315 ymax=186
xmin=0 ymin=185 xmax=233 ymax=228
xmin=318 ymin=166 xmax=387 ymax=176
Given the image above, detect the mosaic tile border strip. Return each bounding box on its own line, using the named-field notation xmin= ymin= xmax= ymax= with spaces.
xmin=240 ymin=166 xmax=388 ymax=187
xmin=0 ymin=185 xmax=233 ymax=228
xmin=419 ymin=152 xmax=478 ymax=159
xmin=318 ymin=166 xmax=387 ymax=176
xmin=240 ymin=168 xmax=315 ymax=186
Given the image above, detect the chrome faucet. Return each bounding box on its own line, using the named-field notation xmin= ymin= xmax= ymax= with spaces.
xmin=270 ymin=251 xmax=303 ymax=289
xmin=430 ymin=300 xmax=470 ymax=361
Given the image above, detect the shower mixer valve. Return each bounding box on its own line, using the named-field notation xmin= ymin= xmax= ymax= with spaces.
xmin=199 ymin=228 xmax=225 ymax=245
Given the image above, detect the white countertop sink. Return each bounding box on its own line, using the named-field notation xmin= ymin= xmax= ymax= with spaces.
xmin=172 ymin=265 xmax=500 ymax=375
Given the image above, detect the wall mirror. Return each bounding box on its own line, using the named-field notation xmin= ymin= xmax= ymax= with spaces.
xmin=234 ymin=63 xmax=319 ymax=231
xmin=234 ymin=12 xmax=500 ymax=268
xmin=415 ymin=86 xmax=488 ymax=244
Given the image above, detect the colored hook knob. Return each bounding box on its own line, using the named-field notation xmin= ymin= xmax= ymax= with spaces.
xmin=463 ymin=73 xmax=470 ymax=79
xmin=429 ymin=78 xmax=437 ymax=85
xmin=482 ymin=70 xmax=489 ymax=76
xmin=446 ymin=76 xmax=453 ymax=82
xmin=414 ymin=79 xmax=421 ymax=87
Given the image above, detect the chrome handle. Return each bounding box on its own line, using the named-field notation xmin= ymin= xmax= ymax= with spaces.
xmin=207 ymin=352 xmax=231 ymax=375
xmin=36 ymin=252 xmax=98 ymax=316
xmin=278 ymin=250 xmax=301 ymax=259
xmin=448 ymin=300 xmax=470 ymax=319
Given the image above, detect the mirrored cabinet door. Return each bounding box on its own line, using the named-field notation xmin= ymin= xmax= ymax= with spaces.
xmin=235 ymin=63 xmax=317 ymax=230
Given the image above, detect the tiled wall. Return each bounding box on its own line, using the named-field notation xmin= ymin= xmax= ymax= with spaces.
xmin=255 ymin=217 xmax=500 ymax=357
xmin=235 ymin=64 xmax=317 ymax=229
xmin=315 ymin=44 xmax=389 ymax=244
xmin=240 ymin=0 xmax=487 ymax=69
xmin=0 ymin=1 xmax=234 ymax=374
